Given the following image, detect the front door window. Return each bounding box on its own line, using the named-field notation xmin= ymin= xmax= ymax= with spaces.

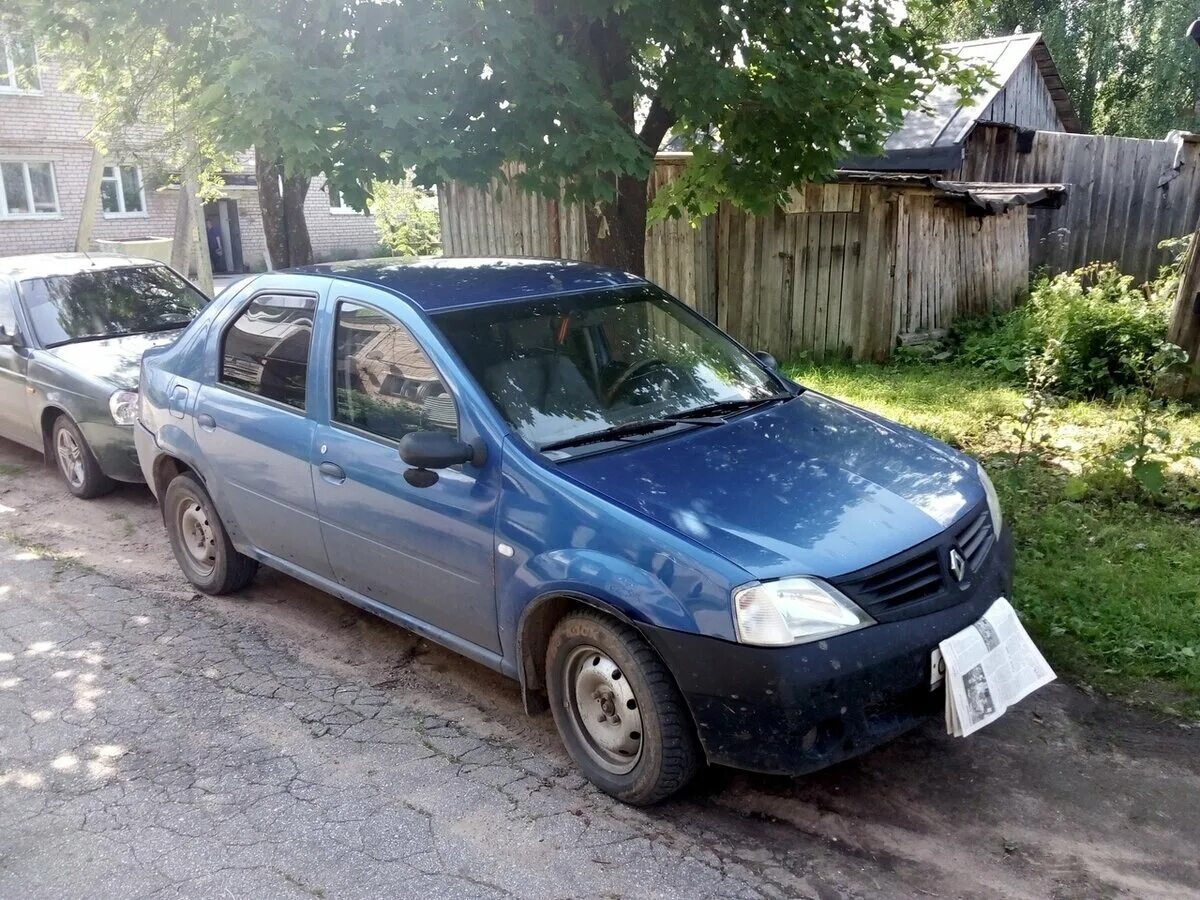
xmin=332 ymin=301 xmax=457 ymax=441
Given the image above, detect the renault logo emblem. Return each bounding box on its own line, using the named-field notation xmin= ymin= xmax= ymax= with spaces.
xmin=949 ymin=548 xmax=967 ymax=582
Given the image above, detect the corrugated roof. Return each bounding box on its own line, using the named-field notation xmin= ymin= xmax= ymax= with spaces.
xmin=846 ymin=32 xmax=1081 ymax=171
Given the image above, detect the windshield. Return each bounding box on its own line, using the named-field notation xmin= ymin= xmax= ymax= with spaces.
xmin=18 ymin=265 xmax=207 ymax=348
xmin=434 ymin=285 xmax=784 ymax=449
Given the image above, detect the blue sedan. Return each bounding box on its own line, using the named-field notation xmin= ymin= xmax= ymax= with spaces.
xmin=135 ymin=257 xmax=1011 ymax=804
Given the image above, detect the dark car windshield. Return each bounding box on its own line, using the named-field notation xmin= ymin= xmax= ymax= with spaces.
xmin=18 ymin=265 xmax=207 ymax=348
xmin=433 ymin=285 xmax=784 ymax=449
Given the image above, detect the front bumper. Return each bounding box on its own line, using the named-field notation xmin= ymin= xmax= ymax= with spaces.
xmin=78 ymin=420 xmax=145 ymax=484
xmin=642 ymin=530 xmax=1014 ymax=776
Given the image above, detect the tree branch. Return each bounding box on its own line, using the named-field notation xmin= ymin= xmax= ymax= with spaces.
xmin=638 ymin=94 xmax=676 ymax=154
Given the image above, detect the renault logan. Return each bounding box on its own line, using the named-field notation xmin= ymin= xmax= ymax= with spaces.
xmin=135 ymin=258 xmax=1012 ymax=804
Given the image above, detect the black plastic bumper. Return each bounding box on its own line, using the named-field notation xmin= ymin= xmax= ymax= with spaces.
xmin=642 ymin=530 xmax=1014 ymax=776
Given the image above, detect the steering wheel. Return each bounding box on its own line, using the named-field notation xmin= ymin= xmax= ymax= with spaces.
xmin=604 ymin=359 xmax=680 ymax=406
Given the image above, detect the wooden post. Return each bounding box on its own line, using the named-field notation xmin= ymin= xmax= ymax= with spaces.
xmin=75 ymin=151 xmax=105 ymax=252
xmin=170 ymin=187 xmax=192 ymax=274
xmin=1168 ymin=223 xmax=1200 ymax=397
xmin=183 ymin=165 xmax=214 ymax=295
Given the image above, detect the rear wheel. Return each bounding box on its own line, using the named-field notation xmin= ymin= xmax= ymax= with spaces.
xmin=163 ymin=472 xmax=257 ymax=594
xmin=546 ymin=610 xmax=702 ymax=805
xmin=52 ymin=415 xmax=114 ymax=499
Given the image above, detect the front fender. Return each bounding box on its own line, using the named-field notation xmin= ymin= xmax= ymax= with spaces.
xmin=503 ymin=548 xmax=696 ymax=637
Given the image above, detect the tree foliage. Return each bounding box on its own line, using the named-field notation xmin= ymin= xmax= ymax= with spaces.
xmin=9 ymin=0 xmax=979 ymax=272
xmin=371 ymin=179 xmax=442 ymax=258
xmin=915 ymin=0 xmax=1200 ymax=138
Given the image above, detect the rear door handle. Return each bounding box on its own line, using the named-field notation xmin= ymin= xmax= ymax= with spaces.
xmin=318 ymin=461 xmax=346 ymax=484
xmin=197 ymin=413 xmax=216 ymax=431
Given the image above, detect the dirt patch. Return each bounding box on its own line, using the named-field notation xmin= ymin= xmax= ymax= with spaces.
xmin=2 ymin=436 xmax=1197 ymax=899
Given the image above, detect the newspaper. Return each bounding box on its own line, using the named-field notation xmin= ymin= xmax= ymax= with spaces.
xmin=939 ymin=597 xmax=1056 ymax=737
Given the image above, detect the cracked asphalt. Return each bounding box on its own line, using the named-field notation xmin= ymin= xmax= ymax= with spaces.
xmin=1 ymin=438 xmax=1199 ymax=899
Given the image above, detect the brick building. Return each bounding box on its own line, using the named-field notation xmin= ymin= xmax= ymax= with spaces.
xmin=0 ymin=37 xmax=383 ymax=272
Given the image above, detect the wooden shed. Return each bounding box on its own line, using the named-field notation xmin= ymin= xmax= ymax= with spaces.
xmin=846 ymin=32 xmax=1081 ymax=174
xmin=438 ymin=157 xmax=1065 ymax=361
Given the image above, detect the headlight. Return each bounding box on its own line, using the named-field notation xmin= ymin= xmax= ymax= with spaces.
xmin=732 ymin=577 xmax=874 ymax=646
xmin=109 ymin=390 xmax=138 ymax=426
xmin=977 ymin=462 xmax=1003 ymax=535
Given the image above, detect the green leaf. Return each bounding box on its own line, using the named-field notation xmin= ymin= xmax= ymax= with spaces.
xmin=1131 ymin=460 xmax=1165 ymax=494
xmin=1063 ymin=476 xmax=1089 ymax=500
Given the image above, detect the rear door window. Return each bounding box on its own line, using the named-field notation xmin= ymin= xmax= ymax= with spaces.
xmin=220 ymin=293 xmax=315 ymax=411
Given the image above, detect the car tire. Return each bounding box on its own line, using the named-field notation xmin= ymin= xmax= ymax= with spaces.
xmin=163 ymin=472 xmax=257 ymax=595
xmin=546 ymin=609 xmax=702 ymax=805
xmin=51 ymin=415 xmax=115 ymax=500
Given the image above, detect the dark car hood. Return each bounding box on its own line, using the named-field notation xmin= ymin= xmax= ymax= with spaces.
xmin=561 ymin=392 xmax=983 ymax=581
xmin=44 ymin=331 xmax=183 ymax=390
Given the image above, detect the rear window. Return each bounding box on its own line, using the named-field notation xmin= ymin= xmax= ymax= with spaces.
xmin=220 ymin=294 xmax=315 ymax=411
xmin=18 ymin=265 xmax=206 ymax=347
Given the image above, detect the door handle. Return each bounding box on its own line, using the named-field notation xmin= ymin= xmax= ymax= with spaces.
xmin=197 ymin=413 xmax=216 ymax=431
xmin=318 ymin=461 xmax=346 ymax=484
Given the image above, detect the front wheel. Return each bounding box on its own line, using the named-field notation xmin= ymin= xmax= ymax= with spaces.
xmin=52 ymin=415 xmax=114 ymax=499
xmin=546 ymin=610 xmax=702 ymax=805
xmin=163 ymin=472 xmax=257 ymax=594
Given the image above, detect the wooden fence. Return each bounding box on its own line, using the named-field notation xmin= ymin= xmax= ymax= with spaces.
xmin=439 ymin=158 xmax=1034 ymax=361
xmin=958 ymin=125 xmax=1200 ymax=281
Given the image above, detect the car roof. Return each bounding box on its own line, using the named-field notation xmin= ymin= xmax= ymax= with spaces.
xmin=289 ymin=256 xmax=645 ymax=312
xmin=0 ymin=252 xmax=163 ymax=280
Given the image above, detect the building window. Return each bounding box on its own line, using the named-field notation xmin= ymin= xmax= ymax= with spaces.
xmin=0 ymin=161 xmax=59 ymax=217
xmin=1 ymin=36 xmax=40 ymax=93
xmin=329 ymin=187 xmax=365 ymax=215
xmin=100 ymin=165 xmax=147 ymax=216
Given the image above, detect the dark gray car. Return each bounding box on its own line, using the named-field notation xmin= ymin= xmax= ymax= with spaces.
xmin=0 ymin=253 xmax=207 ymax=498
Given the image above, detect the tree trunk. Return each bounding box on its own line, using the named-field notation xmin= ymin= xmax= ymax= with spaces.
xmin=584 ymin=173 xmax=649 ymax=275
xmin=255 ymin=146 xmax=313 ymax=269
xmin=1168 ymin=227 xmax=1200 ymax=398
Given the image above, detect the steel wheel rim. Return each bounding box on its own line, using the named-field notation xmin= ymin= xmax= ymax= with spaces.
xmin=563 ymin=644 xmax=644 ymax=775
xmin=55 ymin=428 xmax=85 ymax=488
xmin=176 ymin=495 xmax=217 ymax=576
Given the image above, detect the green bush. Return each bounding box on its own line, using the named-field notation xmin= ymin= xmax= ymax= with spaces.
xmin=955 ymin=262 xmax=1176 ymax=399
xmin=371 ymin=178 xmax=442 ymax=257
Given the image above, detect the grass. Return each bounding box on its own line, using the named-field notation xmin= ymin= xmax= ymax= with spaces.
xmin=784 ymin=360 xmax=1200 ymax=719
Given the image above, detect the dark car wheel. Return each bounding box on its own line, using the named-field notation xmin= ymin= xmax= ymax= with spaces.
xmin=52 ymin=415 xmax=115 ymax=500
xmin=163 ymin=472 xmax=257 ymax=595
xmin=546 ymin=610 xmax=702 ymax=805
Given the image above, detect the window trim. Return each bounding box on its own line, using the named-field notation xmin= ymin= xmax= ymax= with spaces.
xmin=0 ymin=159 xmax=60 ymax=219
xmin=100 ymin=164 xmax=148 ymax=218
xmin=0 ymin=36 xmax=41 ymax=95
xmin=328 ymin=186 xmax=369 ymax=216
xmin=217 ymin=289 xmax=319 ymax=415
xmin=329 ymin=297 xmax=460 ymax=446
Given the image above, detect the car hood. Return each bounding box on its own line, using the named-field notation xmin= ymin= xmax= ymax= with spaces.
xmin=43 ymin=331 xmax=183 ymax=390
xmin=560 ymin=392 xmax=983 ymax=581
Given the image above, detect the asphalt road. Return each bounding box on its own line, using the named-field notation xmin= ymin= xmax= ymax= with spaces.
xmin=1 ymin=440 xmax=1198 ymax=899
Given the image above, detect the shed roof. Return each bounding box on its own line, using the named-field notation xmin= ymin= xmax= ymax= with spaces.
xmin=846 ymin=32 xmax=1081 ymax=172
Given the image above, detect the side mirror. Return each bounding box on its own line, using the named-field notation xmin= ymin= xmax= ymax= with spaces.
xmin=0 ymin=326 xmax=15 ymax=347
xmin=398 ymin=431 xmax=483 ymax=487
xmin=754 ymin=350 xmax=779 ymax=371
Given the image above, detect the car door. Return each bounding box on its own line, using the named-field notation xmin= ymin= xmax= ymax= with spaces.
xmin=192 ymin=280 xmax=333 ymax=580
xmin=310 ymin=292 xmax=500 ymax=653
xmin=0 ymin=280 xmax=36 ymax=446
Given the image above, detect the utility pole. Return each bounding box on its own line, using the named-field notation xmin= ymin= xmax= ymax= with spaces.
xmin=1167 ymin=18 xmax=1200 ymax=396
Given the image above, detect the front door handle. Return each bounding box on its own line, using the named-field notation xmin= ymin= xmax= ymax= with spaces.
xmin=197 ymin=413 xmax=216 ymax=431
xmin=318 ymin=461 xmax=346 ymax=484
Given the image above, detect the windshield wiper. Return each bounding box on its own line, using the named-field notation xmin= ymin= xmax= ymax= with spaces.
xmin=672 ymin=392 xmax=795 ymax=420
xmin=45 ymin=330 xmax=137 ymax=348
xmin=539 ymin=409 xmax=731 ymax=452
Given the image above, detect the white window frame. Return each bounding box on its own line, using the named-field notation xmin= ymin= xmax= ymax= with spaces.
xmin=0 ymin=36 xmax=41 ymax=95
xmin=329 ymin=186 xmax=368 ymax=216
xmin=0 ymin=160 xmax=60 ymax=219
xmin=100 ymin=164 xmax=148 ymax=218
